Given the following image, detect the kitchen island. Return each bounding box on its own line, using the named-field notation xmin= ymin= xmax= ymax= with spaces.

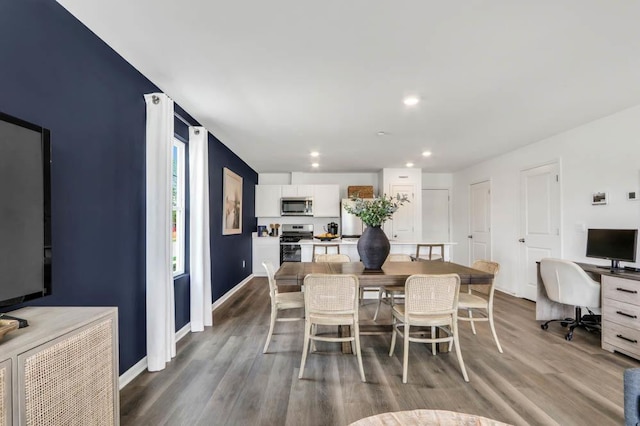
xmin=299 ymin=239 xmax=456 ymax=262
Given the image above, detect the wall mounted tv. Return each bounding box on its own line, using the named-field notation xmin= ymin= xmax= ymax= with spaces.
xmin=586 ymin=228 xmax=638 ymax=271
xmin=0 ymin=111 xmax=52 ymax=307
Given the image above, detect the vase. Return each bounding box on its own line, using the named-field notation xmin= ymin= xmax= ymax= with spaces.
xmin=357 ymin=225 xmax=390 ymax=270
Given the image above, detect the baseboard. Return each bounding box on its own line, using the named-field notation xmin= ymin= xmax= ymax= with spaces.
xmin=119 ymin=356 xmax=147 ymax=390
xmin=120 ymin=274 xmax=255 ymax=390
xmin=211 ymin=274 xmax=255 ymax=311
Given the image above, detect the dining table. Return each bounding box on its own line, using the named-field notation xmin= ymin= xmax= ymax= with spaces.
xmin=274 ymin=260 xmax=495 ymax=353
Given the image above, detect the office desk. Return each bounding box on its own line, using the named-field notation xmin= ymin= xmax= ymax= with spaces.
xmin=536 ymin=262 xmax=640 ymax=360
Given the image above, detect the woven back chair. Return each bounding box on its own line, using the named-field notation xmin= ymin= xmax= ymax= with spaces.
xmin=314 ymin=253 xmax=351 ymax=263
xmin=457 ymin=260 xmax=503 ymax=353
xmin=262 ymin=262 xmax=305 ymax=353
xmin=389 ymin=274 xmax=468 ymax=383
xmin=298 ymin=274 xmax=366 ymax=382
xmin=373 ymin=253 xmax=412 ymax=320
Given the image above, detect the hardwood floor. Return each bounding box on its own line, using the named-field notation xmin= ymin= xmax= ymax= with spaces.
xmin=120 ymin=278 xmax=639 ymax=425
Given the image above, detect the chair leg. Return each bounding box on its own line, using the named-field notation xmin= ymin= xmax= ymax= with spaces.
xmin=354 ymin=322 xmax=366 ymax=382
xmin=488 ymin=306 xmax=503 ymax=353
xmin=263 ymin=307 xmax=277 ymax=353
xmin=373 ymin=288 xmax=384 ymax=321
xmin=298 ymin=320 xmax=311 ymax=379
xmin=389 ymin=317 xmax=398 ymax=356
xmin=402 ymin=324 xmax=410 ymax=384
xmin=452 ymin=322 xmax=469 ymax=382
xmin=468 ymin=309 xmax=477 ymax=335
xmin=311 ymin=324 xmax=317 ymax=352
xmin=431 ymin=326 xmax=436 ymax=355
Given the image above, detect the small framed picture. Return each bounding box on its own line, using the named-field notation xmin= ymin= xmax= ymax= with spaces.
xmin=592 ymin=192 xmax=607 ymax=205
xmin=628 ymin=191 xmax=638 ymax=201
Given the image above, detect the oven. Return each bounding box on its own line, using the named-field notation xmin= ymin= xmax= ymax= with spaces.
xmin=279 ymin=224 xmax=314 ymax=263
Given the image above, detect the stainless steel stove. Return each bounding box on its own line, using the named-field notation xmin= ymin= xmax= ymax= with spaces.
xmin=280 ymin=224 xmax=314 ymax=263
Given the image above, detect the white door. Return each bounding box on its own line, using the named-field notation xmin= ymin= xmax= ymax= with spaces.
xmin=469 ymin=181 xmax=491 ymax=264
xmin=389 ymin=183 xmax=415 ymax=241
xmin=422 ymin=189 xmax=450 ymax=241
xmin=519 ymin=162 xmax=561 ymax=300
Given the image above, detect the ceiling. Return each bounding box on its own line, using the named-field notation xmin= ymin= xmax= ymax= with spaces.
xmin=57 ymin=0 xmax=640 ymax=173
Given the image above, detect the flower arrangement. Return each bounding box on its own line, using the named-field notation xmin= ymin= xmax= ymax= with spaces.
xmin=344 ymin=194 xmax=410 ymax=227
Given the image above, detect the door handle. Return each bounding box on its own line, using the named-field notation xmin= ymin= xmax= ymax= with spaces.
xmin=467 ymin=235 xmax=473 ymax=239
xmin=518 ymin=238 xmax=525 ymax=243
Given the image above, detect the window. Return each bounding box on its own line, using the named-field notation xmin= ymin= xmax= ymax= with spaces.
xmin=172 ymin=138 xmax=186 ymax=275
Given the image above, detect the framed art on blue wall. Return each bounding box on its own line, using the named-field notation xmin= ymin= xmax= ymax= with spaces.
xmin=223 ymin=167 xmax=243 ymax=235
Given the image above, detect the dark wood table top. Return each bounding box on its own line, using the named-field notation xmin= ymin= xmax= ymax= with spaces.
xmin=275 ymin=261 xmax=494 ymax=287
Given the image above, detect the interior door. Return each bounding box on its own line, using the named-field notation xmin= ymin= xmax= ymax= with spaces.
xmin=519 ymin=162 xmax=561 ymax=300
xmin=422 ymin=189 xmax=450 ymax=241
xmin=469 ymin=181 xmax=491 ymax=264
xmin=389 ymin=183 xmax=415 ymax=241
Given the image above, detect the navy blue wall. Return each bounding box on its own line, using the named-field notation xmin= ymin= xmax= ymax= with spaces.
xmin=0 ymin=0 xmax=257 ymax=373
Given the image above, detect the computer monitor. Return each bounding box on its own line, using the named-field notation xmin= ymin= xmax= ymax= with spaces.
xmin=586 ymin=228 xmax=638 ymax=270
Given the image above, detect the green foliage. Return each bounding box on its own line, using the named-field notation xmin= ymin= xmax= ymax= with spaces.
xmin=343 ymin=194 xmax=410 ymax=227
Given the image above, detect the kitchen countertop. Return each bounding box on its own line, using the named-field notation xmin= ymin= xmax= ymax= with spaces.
xmin=299 ymin=239 xmax=457 ymax=245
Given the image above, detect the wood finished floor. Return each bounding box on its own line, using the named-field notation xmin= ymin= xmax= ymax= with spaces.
xmin=120 ymin=278 xmax=639 ymax=426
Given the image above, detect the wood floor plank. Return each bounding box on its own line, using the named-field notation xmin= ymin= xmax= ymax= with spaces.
xmin=120 ymin=277 xmax=640 ymax=426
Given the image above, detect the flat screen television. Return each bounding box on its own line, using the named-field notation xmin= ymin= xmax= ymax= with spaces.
xmin=586 ymin=228 xmax=638 ymax=270
xmin=0 ymin=111 xmax=52 ymax=308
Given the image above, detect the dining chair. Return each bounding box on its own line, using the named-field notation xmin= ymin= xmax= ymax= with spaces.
xmin=457 ymin=260 xmax=503 ymax=353
xmin=415 ymin=244 xmax=444 ymax=261
xmin=373 ymin=254 xmax=412 ymax=321
xmin=314 ymin=253 xmax=350 ymax=262
xmin=389 ymin=273 xmax=468 ymax=383
xmin=262 ymin=261 xmax=305 ymax=353
xmin=299 ymin=273 xmax=366 ymax=382
xmin=312 ymin=244 xmax=340 ymax=261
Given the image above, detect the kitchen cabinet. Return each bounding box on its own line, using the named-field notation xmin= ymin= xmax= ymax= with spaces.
xmin=281 ymin=185 xmax=314 ymax=198
xmin=1 ymin=307 xmax=119 ymax=425
xmin=312 ymin=185 xmax=340 ymax=217
xmin=253 ymin=236 xmax=280 ymax=276
xmin=255 ymin=185 xmax=282 ymax=217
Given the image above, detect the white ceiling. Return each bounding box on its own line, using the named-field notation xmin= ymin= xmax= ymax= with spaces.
xmin=57 ymin=0 xmax=640 ymax=173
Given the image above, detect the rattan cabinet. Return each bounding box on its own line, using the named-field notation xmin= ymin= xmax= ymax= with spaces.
xmin=0 ymin=307 xmax=119 ymax=425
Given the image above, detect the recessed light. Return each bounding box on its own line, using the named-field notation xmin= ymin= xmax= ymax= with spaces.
xmin=310 ymin=151 xmax=320 ymax=157
xmin=377 ymin=131 xmax=387 ymax=136
xmin=311 ymin=163 xmax=319 ymax=168
xmin=406 ymin=162 xmax=414 ymax=168
xmin=422 ymin=151 xmax=432 ymax=157
xmin=403 ymin=96 xmax=420 ymax=106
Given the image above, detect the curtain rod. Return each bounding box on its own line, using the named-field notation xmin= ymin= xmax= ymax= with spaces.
xmin=174 ymin=112 xmax=192 ymax=127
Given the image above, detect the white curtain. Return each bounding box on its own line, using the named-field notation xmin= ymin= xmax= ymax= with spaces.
xmin=144 ymin=93 xmax=176 ymax=371
xmin=189 ymin=126 xmax=212 ymax=331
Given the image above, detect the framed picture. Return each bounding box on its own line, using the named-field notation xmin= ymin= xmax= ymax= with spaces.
xmin=592 ymin=192 xmax=607 ymax=205
xmin=223 ymin=167 xmax=242 ymax=235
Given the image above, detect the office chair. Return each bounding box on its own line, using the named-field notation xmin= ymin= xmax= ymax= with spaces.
xmin=539 ymin=258 xmax=601 ymax=341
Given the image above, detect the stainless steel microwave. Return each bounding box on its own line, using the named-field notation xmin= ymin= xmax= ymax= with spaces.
xmin=281 ymin=197 xmax=313 ymax=216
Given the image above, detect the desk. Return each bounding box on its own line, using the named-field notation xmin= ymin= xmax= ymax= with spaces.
xmin=536 ymin=262 xmax=640 ymax=361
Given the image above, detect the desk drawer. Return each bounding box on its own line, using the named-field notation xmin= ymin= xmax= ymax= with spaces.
xmin=603 ymin=299 xmax=640 ymax=329
xmin=603 ymin=320 xmax=640 ymax=358
xmin=603 ymin=276 xmax=640 ymax=305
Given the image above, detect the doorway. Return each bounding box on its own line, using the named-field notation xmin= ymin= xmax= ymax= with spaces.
xmin=468 ymin=181 xmax=491 ymax=265
xmin=518 ymin=162 xmax=561 ymax=300
xmin=389 ymin=183 xmax=415 ymax=240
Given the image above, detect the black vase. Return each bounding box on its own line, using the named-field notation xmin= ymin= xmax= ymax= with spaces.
xmin=357 ymin=225 xmax=390 ymax=270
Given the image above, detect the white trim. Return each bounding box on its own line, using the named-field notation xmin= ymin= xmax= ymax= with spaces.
xmin=119 ymin=275 xmax=255 ymax=389
xmin=211 ymin=274 xmax=255 ymax=311
xmin=119 ymin=357 xmax=147 ymax=390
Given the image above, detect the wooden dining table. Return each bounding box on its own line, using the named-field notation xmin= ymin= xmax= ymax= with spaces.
xmin=274 ymin=260 xmax=495 ymax=353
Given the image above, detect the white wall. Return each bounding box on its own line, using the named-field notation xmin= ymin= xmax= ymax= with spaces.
xmin=452 ymin=104 xmax=640 ymax=295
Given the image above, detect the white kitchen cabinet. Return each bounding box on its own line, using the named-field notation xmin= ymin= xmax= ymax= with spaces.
xmin=252 ymin=236 xmax=281 ymax=276
xmin=255 ymin=185 xmax=282 ymax=217
xmin=281 ymin=185 xmax=314 ymax=198
xmin=313 ymin=184 xmax=340 ymax=217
